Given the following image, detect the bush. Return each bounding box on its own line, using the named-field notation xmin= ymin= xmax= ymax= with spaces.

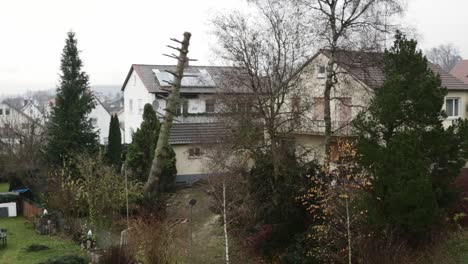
xmin=25 ymin=244 xmax=50 ymax=252
xmin=245 ymin=152 xmax=318 ymax=258
xmin=38 ymin=255 xmax=87 ymax=264
xmin=128 ymin=217 xmax=177 ymax=263
xmin=454 ymin=168 xmax=468 ymax=227
xmin=0 ymin=194 xmax=19 ymax=203
xmin=101 ymin=245 xmax=136 ymax=264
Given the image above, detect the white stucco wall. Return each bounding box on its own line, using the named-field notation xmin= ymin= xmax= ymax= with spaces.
xmin=173 ymin=145 xmax=210 ymax=175
xmin=123 ymin=70 xmax=156 ymax=143
xmin=89 ymin=100 xmax=112 ymax=145
xmin=0 ymin=103 xmax=31 ymax=128
xmin=22 ymin=103 xmax=45 ymax=123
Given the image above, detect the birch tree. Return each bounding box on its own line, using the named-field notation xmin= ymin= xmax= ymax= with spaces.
xmin=296 ymin=0 xmax=403 ymax=165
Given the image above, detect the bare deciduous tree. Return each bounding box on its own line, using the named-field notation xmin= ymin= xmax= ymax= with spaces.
xmin=212 ymin=0 xmax=316 ymax=205
xmin=0 ymin=108 xmax=45 ymax=191
xmin=426 ymin=43 xmax=463 ymax=72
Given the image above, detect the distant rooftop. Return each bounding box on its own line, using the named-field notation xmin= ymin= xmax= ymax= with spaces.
xmin=450 ymin=60 xmax=468 ymax=85
xmin=316 ymin=49 xmax=468 ymax=91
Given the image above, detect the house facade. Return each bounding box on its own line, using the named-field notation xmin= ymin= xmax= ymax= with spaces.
xmin=293 ymin=50 xmax=468 ymax=160
xmin=0 ymin=101 xmax=41 ymax=144
xmin=120 ymin=64 xmax=233 ymax=183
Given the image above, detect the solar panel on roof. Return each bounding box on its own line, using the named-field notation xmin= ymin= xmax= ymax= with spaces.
xmin=152 ymin=69 xmax=216 ymax=87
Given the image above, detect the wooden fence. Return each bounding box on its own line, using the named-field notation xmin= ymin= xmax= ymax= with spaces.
xmin=22 ymin=199 xmax=44 ymax=222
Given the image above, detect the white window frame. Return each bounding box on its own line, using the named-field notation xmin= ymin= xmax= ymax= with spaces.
xmin=90 ymin=118 xmax=98 ymax=126
xmin=317 ymin=65 xmax=326 ymax=79
xmin=446 ymin=97 xmax=460 ymax=118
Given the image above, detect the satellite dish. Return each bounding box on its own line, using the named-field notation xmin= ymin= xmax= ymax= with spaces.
xmin=152 ymin=99 xmax=159 ymax=111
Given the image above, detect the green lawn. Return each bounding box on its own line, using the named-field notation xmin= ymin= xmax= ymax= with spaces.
xmin=0 ymin=183 xmax=9 ymax=193
xmin=167 ymin=182 xmax=225 ymax=263
xmin=0 ymin=217 xmax=85 ymax=264
xmin=441 ymin=231 xmax=468 ymax=264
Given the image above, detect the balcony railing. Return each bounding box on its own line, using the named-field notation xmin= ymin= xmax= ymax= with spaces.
xmin=293 ymin=120 xmax=353 ymax=136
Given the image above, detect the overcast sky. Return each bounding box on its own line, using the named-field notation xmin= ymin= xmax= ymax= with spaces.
xmin=0 ymin=0 xmax=467 ymax=95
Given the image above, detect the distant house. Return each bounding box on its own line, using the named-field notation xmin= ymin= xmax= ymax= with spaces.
xmin=47 ymin=97 xmax=124 ymax=145
xmin=0 ymin=101 xmax=41 ymax=144
xmin=21 ymin=99 xmax=47 ymax=123
xmin=0 ymin=101 xmax=37 ymax=128
xmin=120 ymin=64 xmax=236 ymax=183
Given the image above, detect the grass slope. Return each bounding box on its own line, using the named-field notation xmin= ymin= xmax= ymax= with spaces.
xmin=167 ymin=182 xmax=225 ymax=263
xmin=0 ymin=217 xmax=84 ymax=264
xmin=0 ymin=183 xmax=9 ymax=193
xmin=438 ymin=231 xmax=468 ymax=264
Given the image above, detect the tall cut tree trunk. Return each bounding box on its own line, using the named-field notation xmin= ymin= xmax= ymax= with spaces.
xmin=223 ymin=180 xmax=230 ymax=264
xmin=324 ymin=54 xmax=335 ymax=168
xmin=346 ymin=196 xmax=352 ymax=264
xmin=144 ymin=32 xmax=191 ymax=197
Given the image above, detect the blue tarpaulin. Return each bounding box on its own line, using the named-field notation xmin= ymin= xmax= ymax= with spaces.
xmin=11 ymin=188 xmax=29 ymax=194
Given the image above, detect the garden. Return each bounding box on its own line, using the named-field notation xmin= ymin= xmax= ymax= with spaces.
xmin=0 ymin=217 xmax=84 ymax=264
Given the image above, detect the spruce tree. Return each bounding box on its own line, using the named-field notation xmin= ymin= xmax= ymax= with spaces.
xmin=353 ymin=32 xmax=466 ymax=242
xmin=106 ymin=114 xmax=122 ymax=169
xmin=126 ymin=104 xmax=177 ymax=191
xmin=45 ymin=31 xmax=99 ymax=168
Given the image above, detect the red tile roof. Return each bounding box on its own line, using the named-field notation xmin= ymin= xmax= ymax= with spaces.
xmin=450 ymin=60 xmax=468 ymax=84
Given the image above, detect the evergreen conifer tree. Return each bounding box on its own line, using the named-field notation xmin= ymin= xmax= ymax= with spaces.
xmin=45 ymin=31 xmax=99 ymax=168
xmin=106 ymin=114 xmax=122 ymax=169
xmin=353 ymin=32 xmax=466 ymax=242
xmin=126 ymin=104 xmax=177 ymax=191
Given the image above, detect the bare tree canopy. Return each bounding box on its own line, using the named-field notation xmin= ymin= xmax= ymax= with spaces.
xmin=294 ymin=0 xmax=404 ymax=165
xmin=212 ymin=0 xmax=317 ymax=195
xmin=426 ymin=43 xmax=463 ymax=72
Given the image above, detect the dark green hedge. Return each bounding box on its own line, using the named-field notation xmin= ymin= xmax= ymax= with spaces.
xmin=0 ymin=194 xmax=19 ymax=204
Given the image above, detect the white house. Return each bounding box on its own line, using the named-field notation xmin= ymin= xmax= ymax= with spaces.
xmin=0 ymin=101 xmax=36 ymax=130
xmin=21 ymin=99 xmax=47 ymax=124
xmin=121 ymin=64 xmax=236 ymax=183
